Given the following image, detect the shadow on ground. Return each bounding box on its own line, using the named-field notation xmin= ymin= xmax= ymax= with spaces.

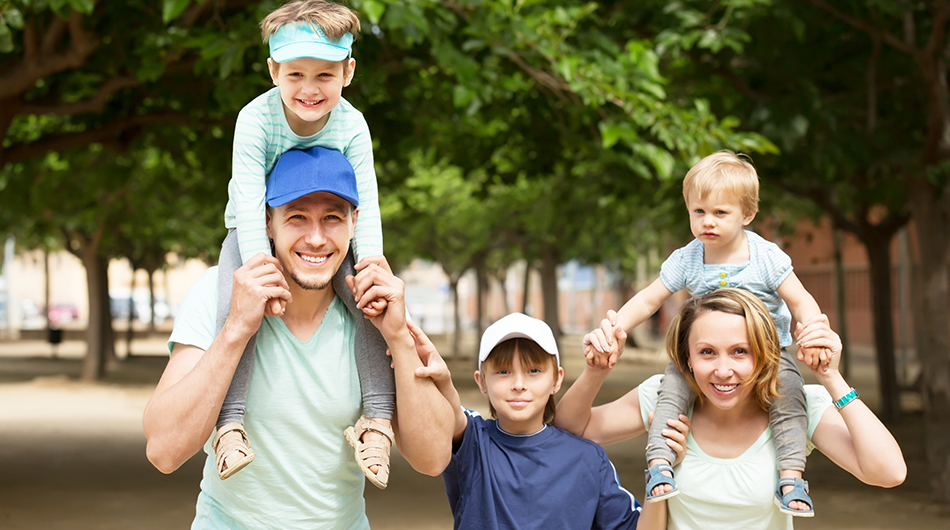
xmin=0 ymin=333 xmax=948 ymax=529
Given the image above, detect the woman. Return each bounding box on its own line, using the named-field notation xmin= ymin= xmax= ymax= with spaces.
xmin=555 ymin=288 xmax=905 ymax=529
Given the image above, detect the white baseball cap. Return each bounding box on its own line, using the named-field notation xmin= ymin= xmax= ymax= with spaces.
xmin=478 ymin=313 xmax=559 ymax=369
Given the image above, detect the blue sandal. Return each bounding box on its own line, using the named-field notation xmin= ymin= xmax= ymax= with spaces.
xmin=773 ymin=477 xmax=815 ymax=517
xmin=643 ymin=463 xmax=679 ymax=503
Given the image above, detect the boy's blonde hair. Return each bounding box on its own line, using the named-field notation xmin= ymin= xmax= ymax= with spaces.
xmin=665 ymin=288 xmax=781 ymax=412
xmin=682 ymin=150 xmax=759 ymax=216
xmin=482 ymin=338 xmax=559 ymax=425
xmin=261 ymin=0 xmax=361 ymax=44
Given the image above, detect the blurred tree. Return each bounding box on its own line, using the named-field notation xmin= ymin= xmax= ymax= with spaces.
xmin=0 ymin=0 xmax=257 ymax=378
xmin=355 ymin=0 xmax=776 ymax=337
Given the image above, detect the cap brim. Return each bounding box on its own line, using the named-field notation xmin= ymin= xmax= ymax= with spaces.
xmin=271 ymin=42 xmax=350 ymax=62
xmin=266 ymin=189 xmax=359 ymax=209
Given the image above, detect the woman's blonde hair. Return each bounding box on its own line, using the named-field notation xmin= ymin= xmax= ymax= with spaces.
xmin=665 ymin=288 xmax=781 ymax=411
xmin=261 ymin=0 xmax=361 ymax=43
xmin=682 ymin=150 xmax=759 ymax=217
xmin=481 ymin=338 xmax=559 ymax=425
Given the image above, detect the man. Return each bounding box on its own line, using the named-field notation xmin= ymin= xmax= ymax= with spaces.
xmin=143 ymin=146 xmax=454 ymax=529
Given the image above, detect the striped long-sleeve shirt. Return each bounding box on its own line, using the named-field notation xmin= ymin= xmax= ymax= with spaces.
xmin=224 ymin=87 xmax=382 ymax=264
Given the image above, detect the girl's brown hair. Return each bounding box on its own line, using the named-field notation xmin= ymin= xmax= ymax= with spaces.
xmin=482 ymin=338 xmax=559 ymax=425
xmin=665 ymin=288 xmax=781 ymax=411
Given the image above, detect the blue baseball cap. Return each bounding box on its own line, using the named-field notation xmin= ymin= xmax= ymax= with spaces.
xmin=269 ymin=22 xmax=353 ymax=62
xmin=266 ymin=147 xmax=359 ymax=208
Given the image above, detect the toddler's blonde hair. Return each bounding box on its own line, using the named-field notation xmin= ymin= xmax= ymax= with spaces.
xmin=682 ymin=150 xmax=759 ymax=216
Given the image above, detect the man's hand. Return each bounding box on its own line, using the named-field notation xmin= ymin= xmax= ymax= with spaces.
xmin=583 ymin=310 xmax=626 ymax=369
xmin=229 ymin=253 xmax=292 ymax=336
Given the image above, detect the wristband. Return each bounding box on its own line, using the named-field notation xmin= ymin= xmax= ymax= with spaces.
xmin=833 ymin=387 xmax=860 ymax=410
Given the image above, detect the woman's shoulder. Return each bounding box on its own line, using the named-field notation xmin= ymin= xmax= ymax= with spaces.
xmin=803 ymin=384 xmax=834 ymax=439
xmin=635 ymin=374 xmax=665 ymax=422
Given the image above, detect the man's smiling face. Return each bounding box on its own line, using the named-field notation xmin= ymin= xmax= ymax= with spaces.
xmin=267 ymin=191 xmax=356 ymax=291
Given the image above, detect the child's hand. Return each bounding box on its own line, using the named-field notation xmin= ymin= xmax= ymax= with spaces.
xmin=583 ymin=310 xmax=626 ymax=369
xmin=647 ymin=412 xmax=691 ymax=467
xmin=354 ymin=255 xmax=393 ymax=275
xmin=796 ymin=314 xmax=841 ymax=375
xmin=796 ymin=316 xmax=831 ymax=371
xmin=264 ymin=298 xmax=286 ymax=317
xmin=407 ymin=320 xmax=451 ymax=385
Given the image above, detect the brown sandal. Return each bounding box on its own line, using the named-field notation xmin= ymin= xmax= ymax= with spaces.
xmin=213 ymin=422 xmax=256 ymax=480
xmin=343 ymin=416 xmax=394 ymax=489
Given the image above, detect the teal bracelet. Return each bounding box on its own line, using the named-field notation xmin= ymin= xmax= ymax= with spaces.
xmin=833 ymin=387 xmax=860 ymax=410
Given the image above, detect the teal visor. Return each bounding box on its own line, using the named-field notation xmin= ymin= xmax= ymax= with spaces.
xmin=269 ymin=22 xmax=353 ymax=62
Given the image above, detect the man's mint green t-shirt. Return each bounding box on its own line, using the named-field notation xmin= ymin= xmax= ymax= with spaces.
xmin=168 ymin=267 xmax=368 ymax=530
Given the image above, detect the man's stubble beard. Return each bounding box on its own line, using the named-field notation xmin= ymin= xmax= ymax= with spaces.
xmin=288 ymin=269 xmax=333 ymax=291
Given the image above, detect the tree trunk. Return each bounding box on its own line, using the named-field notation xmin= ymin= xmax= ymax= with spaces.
xmin=540 ymin=251 xmax=561 ymax=338
xmin=147 ymin=267 xmax=157 ymax=335
xmin=126 ymin=269 xmax=135 ymax=358
xmin=908 ymin=179 xmax=950 ymax=504
xmin=80 ymin=248 xmax=114 ymax=381
xmin=450 ymin=277 xmax=461 ymax=359
xmin=522 ymin=261 xmax=531 ymax=315
xmin=832 ymin=226 xmax=850 ymax=379
xmin=863 ymin=231 xmax=901 ymax=423
xmin=476 ymin=266 xmax=486 ymax=341
xmin=496 ymin=268 xmax=509 ymax=315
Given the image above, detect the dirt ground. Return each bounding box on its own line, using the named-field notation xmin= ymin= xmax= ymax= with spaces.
xmin=0 ymin=335 xmax=948 ymax=529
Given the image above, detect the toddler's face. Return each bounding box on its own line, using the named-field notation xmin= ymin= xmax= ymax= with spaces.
xmin=686 ymin=189 xmax=754 ymax=249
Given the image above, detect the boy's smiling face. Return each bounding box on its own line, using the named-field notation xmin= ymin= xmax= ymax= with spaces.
xmin=475 ymin=345 xmax=563 ymax=435
xmin=268 ymin=56 xmax=355 ymax=137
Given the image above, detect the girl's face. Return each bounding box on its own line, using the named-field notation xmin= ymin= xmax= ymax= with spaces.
xmin=687 ymin=310 xmax=757 ymax=411
xmin=475 ymin=349 xmax=563 ymax=435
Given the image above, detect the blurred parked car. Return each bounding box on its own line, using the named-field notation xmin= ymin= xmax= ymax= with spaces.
xmin=110 ymin=289 xmax=171 ymax=324
xmin=48 ymin=303 xmax=79 ymax=325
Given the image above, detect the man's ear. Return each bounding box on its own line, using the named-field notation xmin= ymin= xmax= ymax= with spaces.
xmin=349 ymin=207 xmax=359 ymax=240
xmin=344 ymin=57 xmax=356 ymax=86
xmin=266 ymin=208 xmax=274 ymax=239
xmin=268 ymin=58 xmax=280 ymax=86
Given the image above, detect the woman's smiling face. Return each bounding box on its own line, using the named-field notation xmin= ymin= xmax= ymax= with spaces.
xmin=687 ymin=310 xmax=757 ymax=410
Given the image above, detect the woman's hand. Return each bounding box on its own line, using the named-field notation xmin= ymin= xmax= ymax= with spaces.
xmin=648 ymin=412 xmax=691 ymax=467
xmin=583 ymin=310 xmax=626 ymax=369
xmin=795 ymin=314 xmax=841 ymax=379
